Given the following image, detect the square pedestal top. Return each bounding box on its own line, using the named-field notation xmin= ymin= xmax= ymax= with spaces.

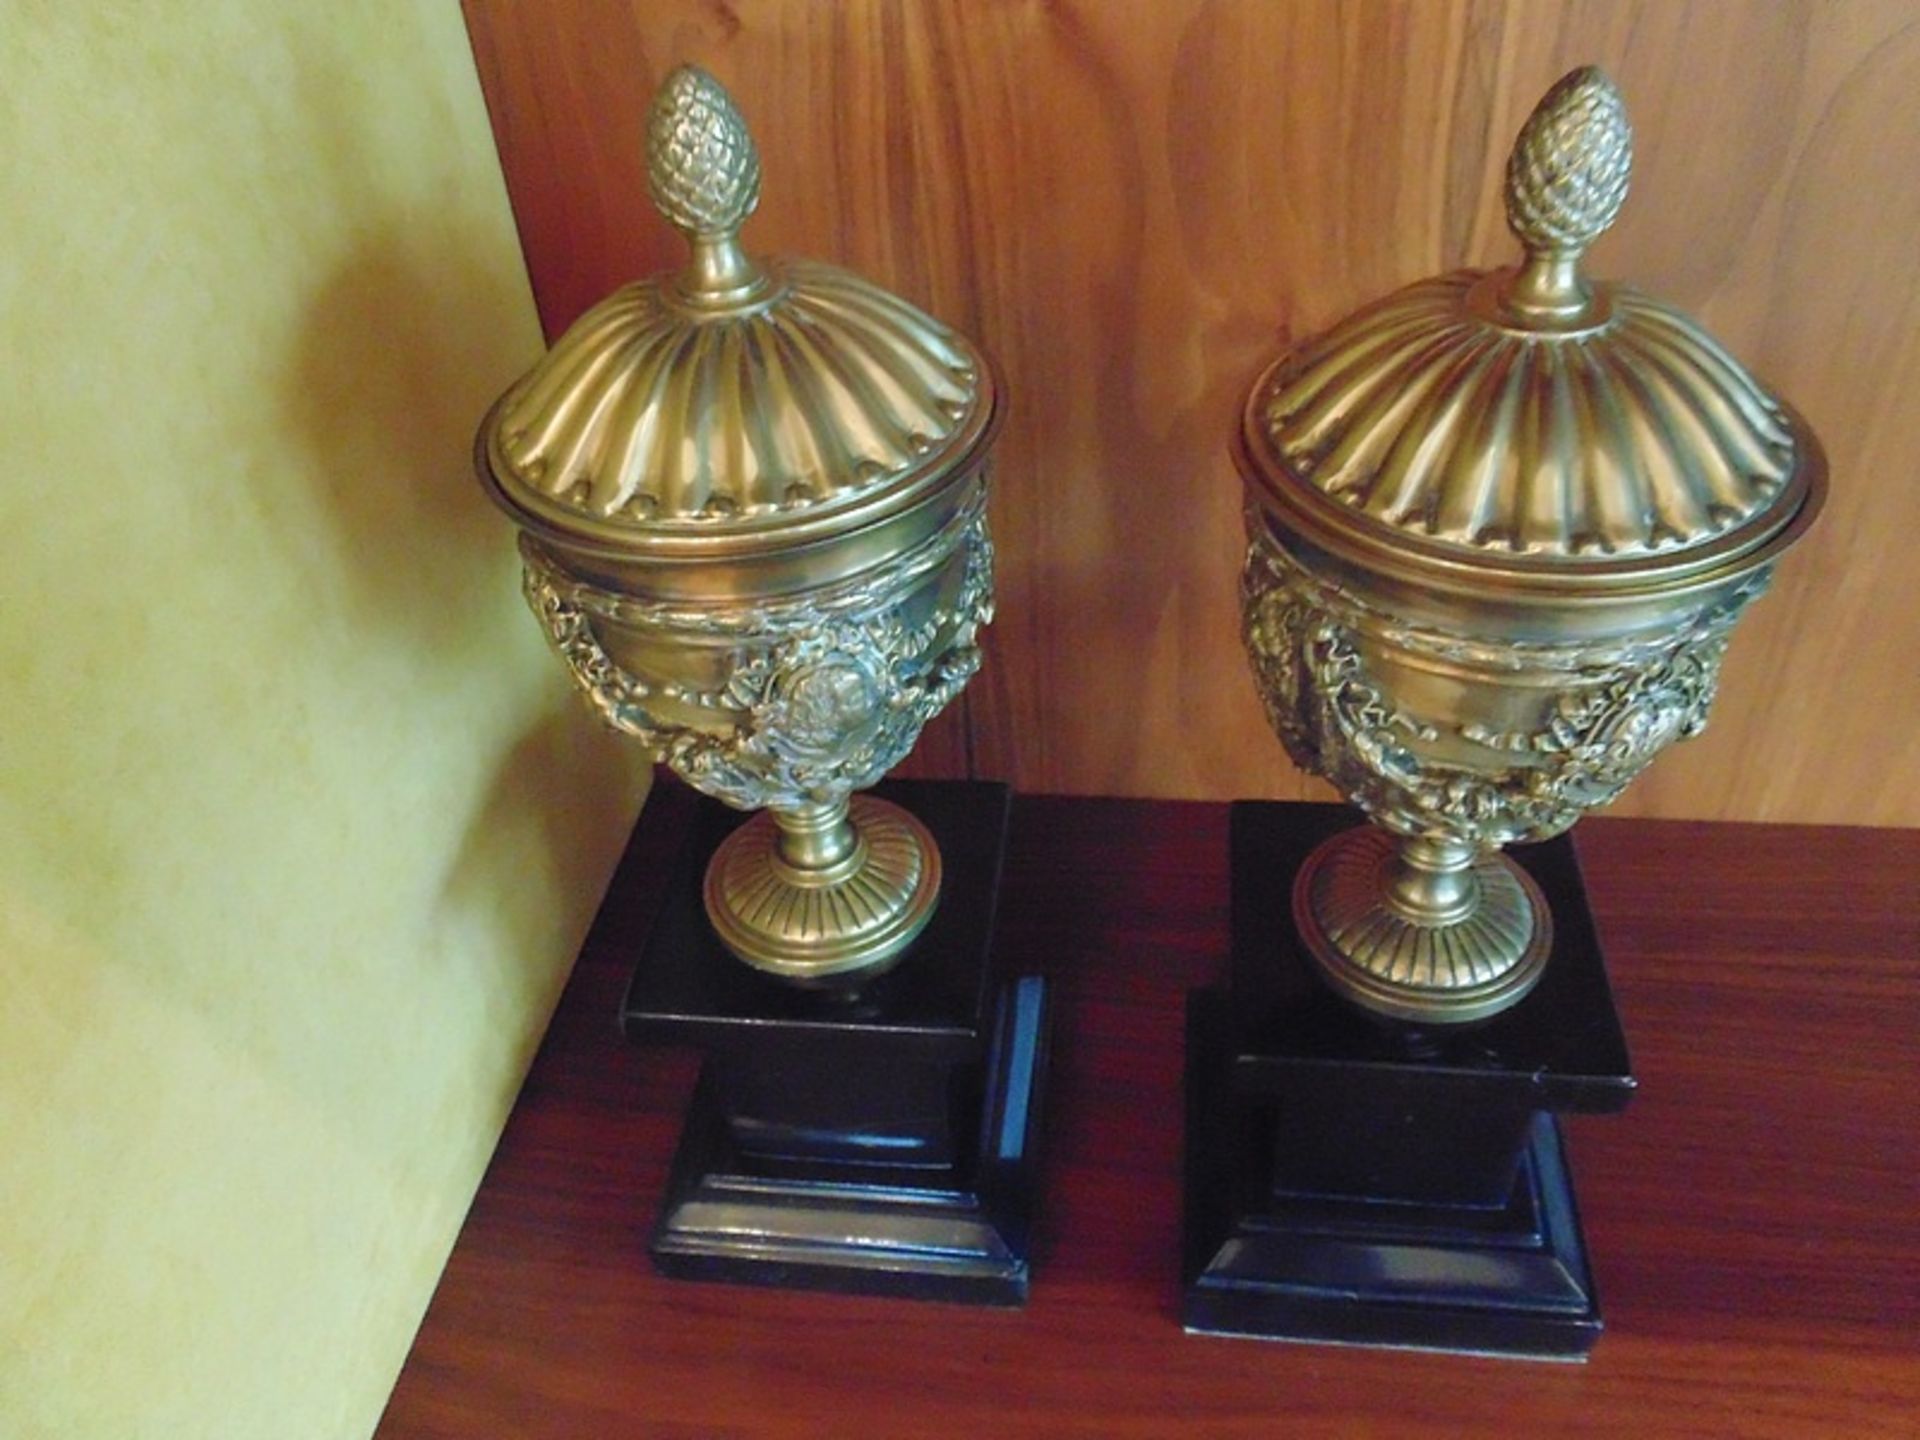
xmin=617 ymin=780 xmax=1010 ymax=1060
xmin=1229 ymin=801 xmax=1634 ymax=1115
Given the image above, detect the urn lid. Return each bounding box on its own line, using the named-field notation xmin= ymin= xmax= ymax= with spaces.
xmin=477 ymin=66 xmax=997 ymax=561
xmin=1238 ymin=67 xmax=1824 ymax=595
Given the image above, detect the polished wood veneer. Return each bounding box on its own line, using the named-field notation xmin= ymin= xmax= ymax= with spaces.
xmin=378 ymin=788 xmax=1920 ymax=1438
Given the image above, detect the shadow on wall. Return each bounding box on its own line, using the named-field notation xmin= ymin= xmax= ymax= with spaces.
xmin=275 ymin=199 xmax=647 ymax=1066
xmin=267 ymin=35 xmax=643 ymax=1046
xmin=279 ymin=226 xmax=520 ymax=647
xmin=280 ymin=219 xmax=648 ymax=962
xmin=442 ymin=695 xmax=645 ymax=1059
xmin=273 ymin=30 xmax=527 ymax=641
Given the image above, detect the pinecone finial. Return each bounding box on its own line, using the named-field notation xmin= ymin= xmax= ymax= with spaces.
xmin=1505 ymin=67 xmax=1633 ymax=262
xmin=646 ymin=65 xmax=762 ymax=240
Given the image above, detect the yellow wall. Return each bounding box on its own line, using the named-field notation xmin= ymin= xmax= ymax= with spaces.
xmin=0 ymin=5 xmax=647 ymax=1437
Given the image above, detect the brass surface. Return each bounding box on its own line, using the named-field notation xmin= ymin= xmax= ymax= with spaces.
xmin=1236 ymin=67 xmax=1824 ymax=1023
xmin=477 ymin=66 xmax=1000 ymax=981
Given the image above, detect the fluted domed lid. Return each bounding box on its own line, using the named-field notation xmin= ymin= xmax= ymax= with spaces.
xmin=478 ymin=66 xmax=996 ymax=558
xmin=1239 ymin=68 xmax=1823 ymax=590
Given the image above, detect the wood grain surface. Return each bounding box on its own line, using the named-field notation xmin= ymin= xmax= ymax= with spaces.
xmin=461 ymin=1 xmax=1920 ymax=824
xmin=376 ymin=785 xmax=1920 ymax=1438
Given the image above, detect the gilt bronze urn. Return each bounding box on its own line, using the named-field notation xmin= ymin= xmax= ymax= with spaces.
xmin=1187 ymin=64 xmax=1828 ymax=1358
xmin=474 ymin=66 xmax=1044 ymax=1304
xmin=476 ymin=66 xmax=999 ymax=986
xmin=1235 ymin=68 xmax=1824 ymax=1024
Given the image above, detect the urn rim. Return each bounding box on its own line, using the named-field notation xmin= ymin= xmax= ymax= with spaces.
xmin=1236 ymin=383 xmax=1826 ymax=605
xmin=476 ymin=358 xmax=1005 ymax=570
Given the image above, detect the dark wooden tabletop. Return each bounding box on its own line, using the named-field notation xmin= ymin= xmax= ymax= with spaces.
xmin=378 ymin=787 xmax=1920 ymax=1439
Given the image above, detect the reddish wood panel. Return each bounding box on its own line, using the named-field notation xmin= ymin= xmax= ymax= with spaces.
xmin=461 ymin=0 xmax=1920 ymax=824
xmin=378 ymin=790 xmax=1920 ymax=1438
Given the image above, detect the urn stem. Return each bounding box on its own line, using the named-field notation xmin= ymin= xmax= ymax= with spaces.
xmin=772 ymin=798 xmax=860 ymax=875
xmin=1292 ymin=828 xmax=1553 ymax=1025
xmin=1382 ymin=836 xmax=1482 ymax=927
xmin=706 ymin=796 xmax=943 ymax=985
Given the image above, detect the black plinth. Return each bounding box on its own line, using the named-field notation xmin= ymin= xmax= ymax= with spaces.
xmin=1183 ymin=801 xmax=1635 ymax=1360
xmin=616 ymin=779 xmax=1048 ymax=1305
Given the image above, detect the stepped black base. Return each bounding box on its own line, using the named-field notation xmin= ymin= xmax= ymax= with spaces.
xmin=650 ymin=972 xmax=1046 ymax=1302
xmin=1184 ymin=990 xmax=1603 ymax=1358
xmin=1183 ymin=801 xmax=1635 ymax=1360
xmin=614 ymin=779 xmax=1048 ymax=1305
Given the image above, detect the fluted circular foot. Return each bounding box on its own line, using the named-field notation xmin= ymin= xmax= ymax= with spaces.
xmin=1292 ymin=827 xmax=1552 ymax=1024
xmin=703 ymin=795 xmax=941 ymax=985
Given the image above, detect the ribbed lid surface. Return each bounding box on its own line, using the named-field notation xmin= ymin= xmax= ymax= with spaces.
xmin=1240 ymin=68 xmax=1819 ymax=577
xmin=479 ymin=66 xmax=993 ymax=551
